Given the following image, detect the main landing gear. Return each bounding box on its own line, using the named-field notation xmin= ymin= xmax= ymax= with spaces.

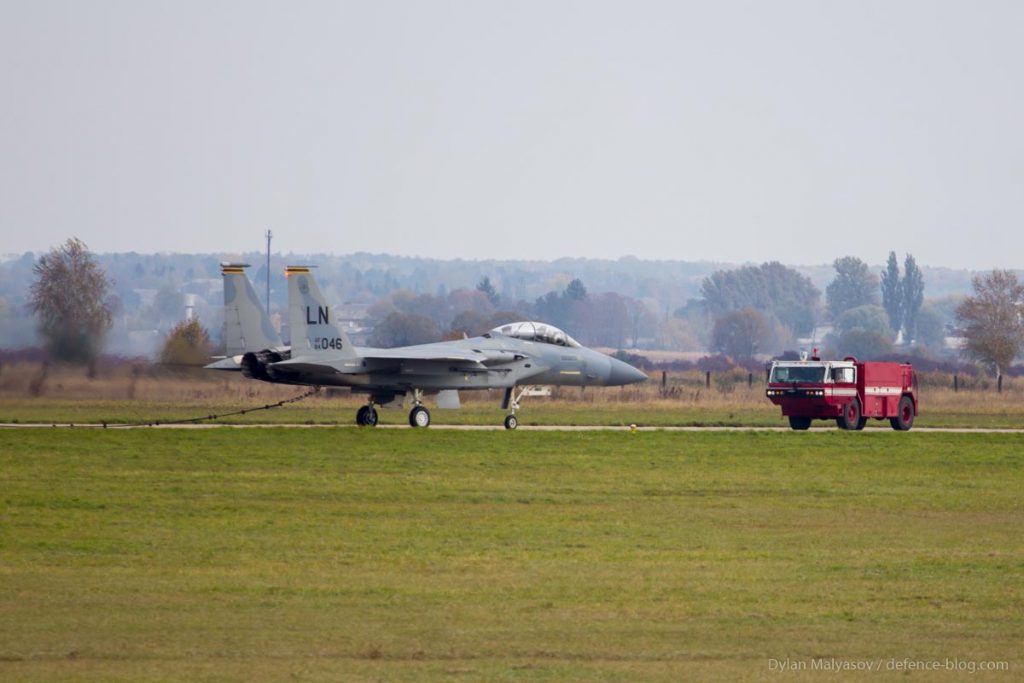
xmin=407 ymin=389 xmax=431 ymax=428
xmin=356 ymin=404 xmax=378 ymax=427
xmin=357 ymin=391 xmax=433 ymax=428
xmin=409 ymin=407 xmax=431 ymax=428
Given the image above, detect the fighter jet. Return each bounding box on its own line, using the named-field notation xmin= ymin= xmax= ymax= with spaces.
xmin=204 ymin=263 xmax=289 ymax=371
xmin=230 ymin=266 xmax=647 ymax=429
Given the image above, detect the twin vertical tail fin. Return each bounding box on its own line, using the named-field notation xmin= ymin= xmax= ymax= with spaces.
xmin=285 ymin=266 xmax=358 ymax=360
xmin=221 ymin=263 xmax=283 ymax=355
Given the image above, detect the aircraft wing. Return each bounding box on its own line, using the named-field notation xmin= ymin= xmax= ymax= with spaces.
xmin=269 ymin=343 xmax=529 ymax=376
xmin=359 ymin=347 xmax=488 ymax=363
xmin=204 ymin=355 xmax=243 ymax=371
xmin=270 ymin=350 xmax=490 ymax=376
xmin=357 ymin=344 xmax=528 ymax=366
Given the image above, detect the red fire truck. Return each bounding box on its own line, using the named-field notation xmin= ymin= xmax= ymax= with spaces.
xmin=766 ymin=356 xmax=917 ymax=431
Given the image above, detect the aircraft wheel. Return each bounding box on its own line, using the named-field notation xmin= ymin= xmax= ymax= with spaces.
xmin=788 ymin=416 xmax=811 ymax=431
xmin=357 ymin=406 xmax=378 ymax=427
xmin=504 ymin=414 xmax=518 ymax=430
xmin=409 ymin=406 xmax=431 ymax=428
xmin=890 ymin=396 xmax=915 ymax=431
xmin=837 ymin=399 xmax=861 ymax=431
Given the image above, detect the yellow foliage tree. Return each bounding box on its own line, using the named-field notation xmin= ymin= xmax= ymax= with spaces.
xmin=160 ymin=319 xmax=211 ymax=367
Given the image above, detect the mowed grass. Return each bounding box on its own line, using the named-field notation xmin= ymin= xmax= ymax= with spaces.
xmin=3 ymin=390 xmax=1024 ymax=429
xmin=1 ymin=429 xmax=1022 ymax=681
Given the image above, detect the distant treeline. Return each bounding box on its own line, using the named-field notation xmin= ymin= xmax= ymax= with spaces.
xmin=0 ymin=250 xmax=1014 ymax=359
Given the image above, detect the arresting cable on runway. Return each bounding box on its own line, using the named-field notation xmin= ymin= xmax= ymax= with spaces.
xmin=70 ymin=386 xmax=322 ymax=429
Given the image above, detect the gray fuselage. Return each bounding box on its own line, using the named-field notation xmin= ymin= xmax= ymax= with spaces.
xmin=268 ymin=331 xmax=645 ymax=398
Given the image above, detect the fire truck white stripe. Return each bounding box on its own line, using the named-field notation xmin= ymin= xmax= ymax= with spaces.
xmin=865 ymin=387 xmax=903 ymax=395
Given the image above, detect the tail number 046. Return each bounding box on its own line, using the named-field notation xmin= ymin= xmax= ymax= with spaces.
xmin=313 ymin=337 xmax=343 ymax=350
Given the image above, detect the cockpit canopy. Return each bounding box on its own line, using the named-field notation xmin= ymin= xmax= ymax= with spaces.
xmin=490 ymin=321 xmax=581 ymax=348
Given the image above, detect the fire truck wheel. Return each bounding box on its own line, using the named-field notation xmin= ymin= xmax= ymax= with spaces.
xmin=890 ymin=395 xmax=915 ymax=431
xmin=856 ymin=416 xmax=868 ymax=431
xmin=788 ymin=416 xmax=812 ymax=430
xmin=837 ymin=399 xmax=861 ymax=430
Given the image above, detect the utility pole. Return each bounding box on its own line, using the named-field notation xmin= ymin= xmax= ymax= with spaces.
xmin=265 ymin=229 xmax=272 ymax=316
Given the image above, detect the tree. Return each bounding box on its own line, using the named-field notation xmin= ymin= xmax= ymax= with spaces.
xmin=700 ymin=262 xmax=819 ymax=336
xmin=485 ymin=310 xmax=527 ymax=331
xmin=534 ymin=290 xmax=568 ymax=329
xmin=880 ymin=251 xmax=902 ymax=336
xmin=28 ymin=238 xmax=112 ymax=363
xmin=565 ymin=278 xmax=588 ymax=301
xmin=657 ymin=318 xmax=701 ymax=351
xmin=160 ymin=319 xmax=212 ymax=366
xmin=448 ymin=310 xmax=489 ymax=338
xmin=585 ymin=292 xmax=631 ymax=348
xmin=532 ymin=279 xmax=590 ymax=336
xmin=902 ymin=254 xmax=924 ymax=342
xmin=829 ymin=304 xmax=893 ymax=359
xmin=833 ymin=329 xmax=893 ymax=360
xmin=711 ymin=308 xmax=770 ymax=359
xmin=672 ymin=298 xmax=714 ymax=349
xmin=913 ymin=304 xmax=946 ymax=353
xmin=625 ymin=297 xmax=658 ymax=347
xmin=447 ymin=309 xmax=526 ymax=339
xmin=476 ymin=276 xmax=499 ymax=306
xmin=369 ymin=289 xmax=453 ymax=329
xmin=369 ymin=312 xmax=441 ymax=348
xmin=826 ymin=256 xmax=879 ymax=318
xmin=154 ymin=283 xmax=185 ymax=324
xmin=835 ymin=305 xmax=891 ymax=338
xmin=447 ymin=288 xmax=492 ymax=319
xmin=956 ymin=270 xmax=1024 ymax=377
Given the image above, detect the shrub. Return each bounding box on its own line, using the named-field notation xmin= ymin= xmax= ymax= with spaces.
xmin=160 ymin=319 xmax=211 ymax=367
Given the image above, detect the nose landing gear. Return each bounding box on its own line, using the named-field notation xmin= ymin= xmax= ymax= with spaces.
xmin=502 ymin=386 xmax=532 ymax=430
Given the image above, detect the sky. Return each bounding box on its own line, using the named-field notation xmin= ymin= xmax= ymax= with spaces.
xmin=1 ymin=0 xmax=1022 ymax=269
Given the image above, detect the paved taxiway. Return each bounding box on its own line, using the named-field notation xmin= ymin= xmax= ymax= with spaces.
xmin=1 ymin=423 xmax=1022 ymax=433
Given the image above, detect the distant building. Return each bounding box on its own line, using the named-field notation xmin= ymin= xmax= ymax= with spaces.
xmin=133 ymin=288 xmax=157 ymax=307
xmin=184 ymin=278 xmax=222 ymax=298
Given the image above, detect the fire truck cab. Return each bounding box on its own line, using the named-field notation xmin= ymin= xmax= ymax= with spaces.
xmin=766 ymin=357 xmax=917 ymax=431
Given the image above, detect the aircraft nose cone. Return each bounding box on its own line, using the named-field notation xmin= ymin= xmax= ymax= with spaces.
xmin=608 ymin=358 xmax=648 ymax=385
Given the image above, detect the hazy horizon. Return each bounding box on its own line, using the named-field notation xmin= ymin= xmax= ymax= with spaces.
xmin=3 ymin=247 xmax=1013 ymax=277
xmin=2 ymin=1 xmax=1022 ymax=270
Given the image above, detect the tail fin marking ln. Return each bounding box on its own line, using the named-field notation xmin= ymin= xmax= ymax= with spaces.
xmin=286 ymin=266 xmax=358 ymax=361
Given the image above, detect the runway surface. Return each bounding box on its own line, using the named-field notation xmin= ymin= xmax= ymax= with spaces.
xmin=2 ymin=422 xmax=1022 ymax=433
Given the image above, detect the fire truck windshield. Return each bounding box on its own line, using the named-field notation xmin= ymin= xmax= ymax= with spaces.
xmin=770 ymin=365 xmax=826 ymax=384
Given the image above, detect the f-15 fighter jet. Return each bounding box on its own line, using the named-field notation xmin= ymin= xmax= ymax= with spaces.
xmin=218 ymin=265 xmax=648 ymax=429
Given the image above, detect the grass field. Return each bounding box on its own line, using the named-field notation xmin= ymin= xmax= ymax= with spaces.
xmin=2 ymin=361 xmax=1024 ymax=429
xmin=3 ymin=392 xmax=1024 ymax=429
xmin=1 ymin=429 xmax=1021 ymax=681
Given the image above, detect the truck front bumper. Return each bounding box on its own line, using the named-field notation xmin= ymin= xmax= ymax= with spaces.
xmin=768 ymin=396 xmax=844 ymax=418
